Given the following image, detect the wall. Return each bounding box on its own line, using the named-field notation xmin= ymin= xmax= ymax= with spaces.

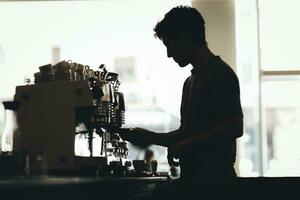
xmin=192 ymin=0 xmax=236 ymax=70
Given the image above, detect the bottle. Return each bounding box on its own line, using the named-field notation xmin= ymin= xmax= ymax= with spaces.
xmin=1 ymin=101 xmax=21 ymax=153
xmin=1 ymin=101 xmax=24 ymax=176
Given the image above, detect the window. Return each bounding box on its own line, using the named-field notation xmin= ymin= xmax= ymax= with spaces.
xmin=0 ymin=0 xmax=191 ymax=173
xmin=236 ymin=0 xmax=300 ymax=176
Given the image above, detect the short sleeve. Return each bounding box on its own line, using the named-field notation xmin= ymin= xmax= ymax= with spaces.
xmin=211 ymin=66 xmax=243 ymax=123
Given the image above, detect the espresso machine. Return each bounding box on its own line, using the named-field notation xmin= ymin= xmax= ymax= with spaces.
xmin=13 ymin=60 xmax=130 ymax=176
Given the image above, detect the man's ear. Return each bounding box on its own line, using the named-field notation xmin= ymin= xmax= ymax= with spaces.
xmin=180 ymin=32 xmax=193 ymax=44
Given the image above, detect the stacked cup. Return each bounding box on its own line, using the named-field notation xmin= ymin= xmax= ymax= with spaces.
xmin=34 ymin=64 xmax=54 ymax=84
xmin=53 ymin=60 xmax=72 ymax=82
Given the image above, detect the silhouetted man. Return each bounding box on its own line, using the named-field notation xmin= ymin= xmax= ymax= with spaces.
xmin=111 ymin=5 xmax=243 ymax=199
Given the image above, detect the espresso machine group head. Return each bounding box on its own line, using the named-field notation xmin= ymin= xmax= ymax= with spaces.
xmin=14 ymin=60 xmax=129 ymax=175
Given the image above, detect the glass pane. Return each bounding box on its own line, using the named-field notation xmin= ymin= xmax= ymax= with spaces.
xmin=235 ymin=0 xmax=260 ymax=176
xmin=262 ymin=79 xmax=300 ymax=176
xmin=259 ymin=0 xmax=300 ymax=70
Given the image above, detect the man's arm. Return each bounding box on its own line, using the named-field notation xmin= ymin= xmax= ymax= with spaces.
xmin=114 ymin=127 xmax=183 ymax=148
xmin=149 ymin=128 xmax=183 ymax=147
xmin=168 ymin=117 xmax=243 ymax=157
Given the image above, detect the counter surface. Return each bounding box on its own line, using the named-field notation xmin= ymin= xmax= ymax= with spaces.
xmin=0 ymin=175 xmax=171 ymax=200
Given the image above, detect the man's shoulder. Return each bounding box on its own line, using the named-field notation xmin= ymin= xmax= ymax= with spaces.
xmin=209 ymin=57 xmax=238 ymax=80
xmin=210 ymin=56 xmax=234 ymax=72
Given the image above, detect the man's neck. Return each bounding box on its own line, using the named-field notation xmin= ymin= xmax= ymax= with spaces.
xmin=191 ymin=46 xmax=215 ymax=70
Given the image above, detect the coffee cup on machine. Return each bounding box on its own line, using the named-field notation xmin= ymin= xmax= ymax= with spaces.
xmin=132 ymin=160 xmax=147 ymax=174
xmin=39 ymin=64 xmax=53 ymax=74
xmin=54 ymin=60 xmax=70 ymax=73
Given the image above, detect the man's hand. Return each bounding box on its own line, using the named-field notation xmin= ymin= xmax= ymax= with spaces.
xmin=167 ymin=141 xmax=186 ymax=167
xmin=106 ymin=126 xmax=154 ymax=148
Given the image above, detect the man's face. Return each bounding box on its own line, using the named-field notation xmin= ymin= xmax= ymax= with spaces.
xmin=162 ymin=36 xmax=192 ymax=67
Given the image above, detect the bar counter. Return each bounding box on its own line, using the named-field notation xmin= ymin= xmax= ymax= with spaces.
xmin=1 ymin=175 xmax=300 ymax=200
xmin=0 ymin=175 xmax=171 ymax=200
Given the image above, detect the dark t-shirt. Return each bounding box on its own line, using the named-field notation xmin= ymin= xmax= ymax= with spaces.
xmin=178 ymin=56 xmax=243 ymax=182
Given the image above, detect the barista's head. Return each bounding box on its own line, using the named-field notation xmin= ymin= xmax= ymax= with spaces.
xmin=154 ymin=6 xmax=207 ymax=67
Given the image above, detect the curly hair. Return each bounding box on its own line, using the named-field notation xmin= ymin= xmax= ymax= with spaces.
xmin=154 ymin=6 xmax=207 ymax=46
